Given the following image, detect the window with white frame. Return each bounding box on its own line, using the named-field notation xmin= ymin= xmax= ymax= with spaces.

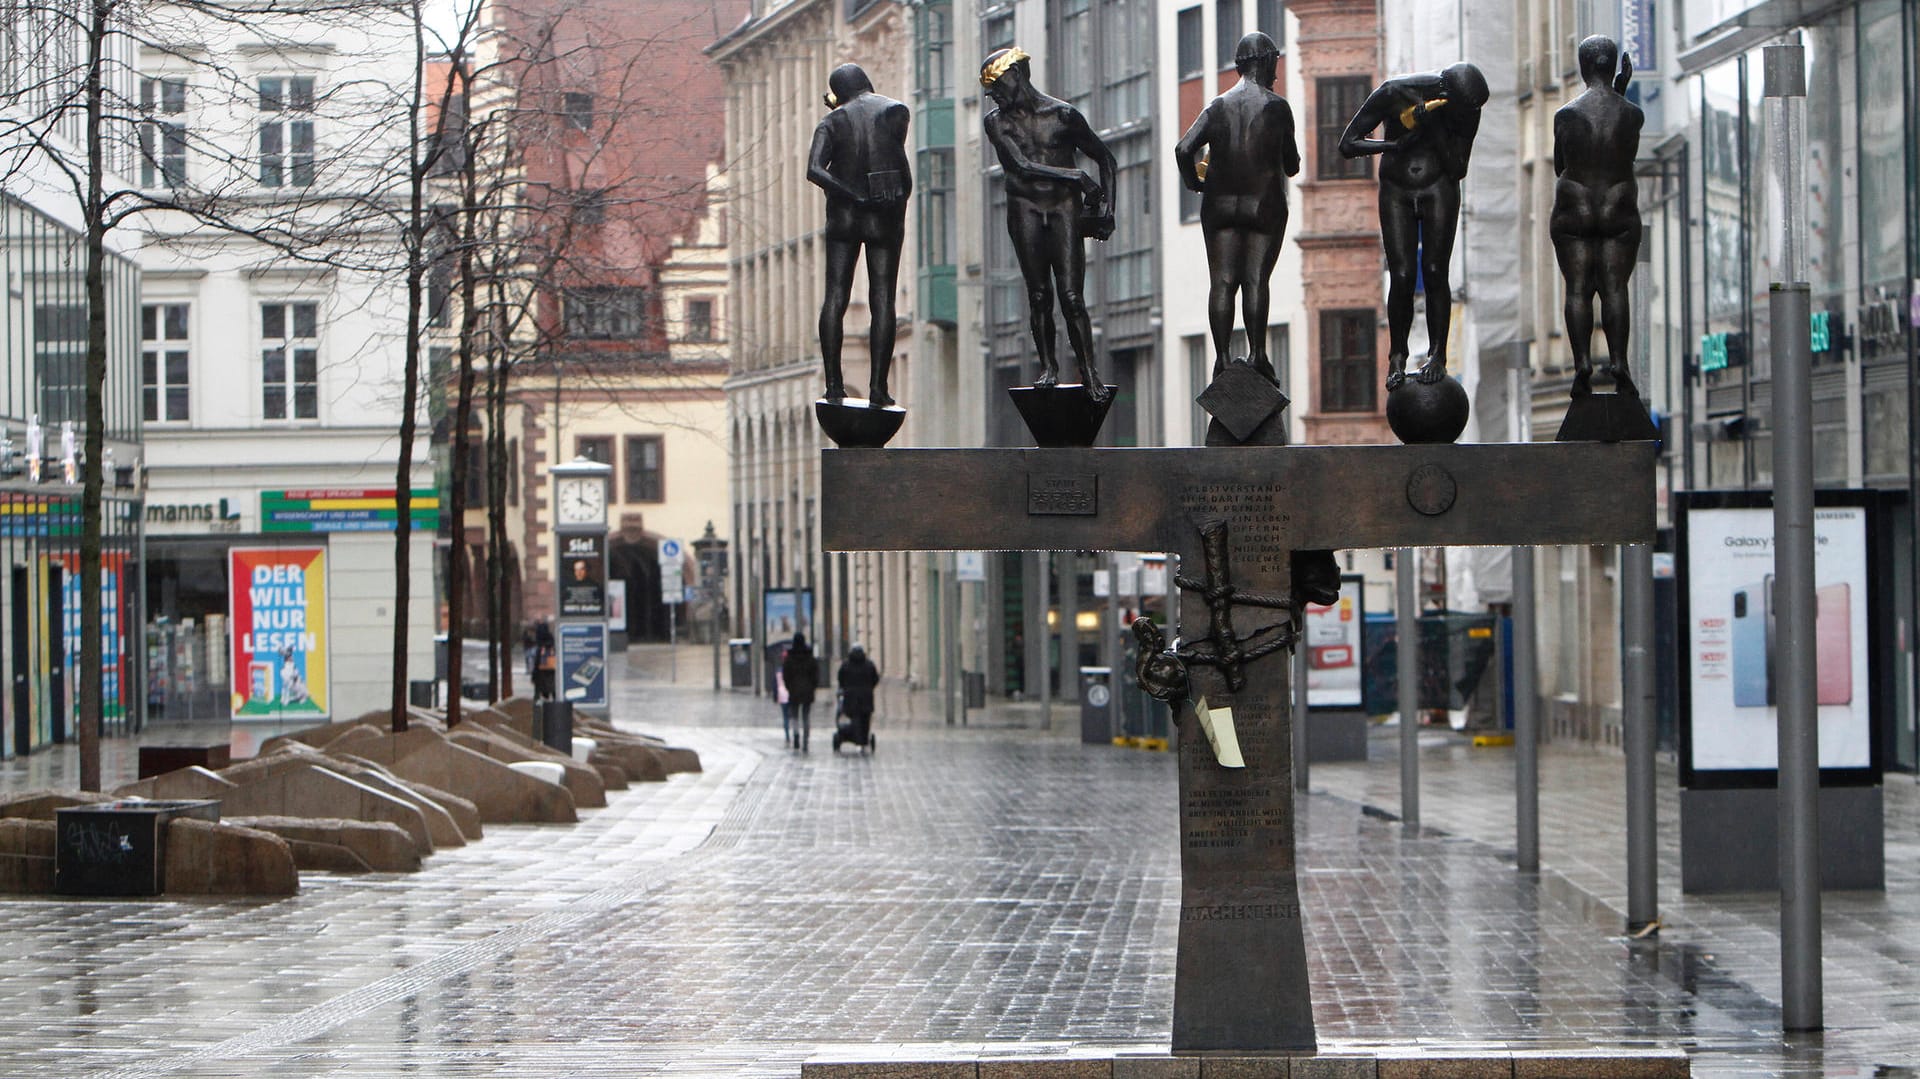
xmin=140 ymin=77 xmax=186 ymax=188
xmin=142 ymin=303 xmax=190 ymax=422
xmin=261 ymin=301 xmax=318 ymax=420
xmin=258 ymin=76 xmax=315 ymax=187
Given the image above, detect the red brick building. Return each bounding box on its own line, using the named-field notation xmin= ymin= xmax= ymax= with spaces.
xmin=1290 ymin=0 xmax=1388 ymax=445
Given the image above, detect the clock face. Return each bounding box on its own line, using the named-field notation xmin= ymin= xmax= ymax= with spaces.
xmin=557 ymin=476 xmax=605 ymax=525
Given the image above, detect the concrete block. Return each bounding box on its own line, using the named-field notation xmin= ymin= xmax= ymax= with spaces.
xmin=246 ymin=743 xmax=466 ymax=848
xmin=112 ymin=766 xmax=237 ymax=802
xmin=217 ymin=763 xmax=434 ymax=854
xmin=801 ymin=1065 xmax=976 ymax=1079
xmin=448 ymin=727 xmax=607 ymax=807
xmin=571 ymin=737 xmax=598 ymax=763
xmin=348 ymin=728 xmax=577 ymax=824
xmin=1114 ymin=1059 xmax=1202 ymax=1079
xmin=282 ymin=838 xmax=374 ymax=873
xmin=592 ymin=762 xmax=631 ymax=790
xmin=322 ymin=750 xmax=484 ymax=842
xmin=495 ymin=696 xmax=537 ymax=724
xmin=163 ymin=818 xmax=298 ymax=896
xmin=1200 ymin=1058 xmax=1291 ymax=1079
xmin=1376 ymin=1055 xmax=1510 ymax=1079
xmin=1510 ymin=1052 xmax=1687 ymax=1079
xmin=581 ymin=738 xmax=668 ymax=782
xmin=508 ymin=760 xmax=567 ymax=786
xmin=981 ymin=1061 xmax=1112 ymax=1079
xmin=0 ymin=818 xmax=57 ymax=892
xmin=1289 ymin=1059 xmax=1375 ymax=1079
xmin=228 ymin=815 xmax=422 ymax=871
xmin=0 ymin=790 xmax=114 ymax=821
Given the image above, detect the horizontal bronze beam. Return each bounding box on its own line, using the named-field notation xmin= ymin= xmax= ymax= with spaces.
xmin=822 ymin=441 xmax=1657 ymax=553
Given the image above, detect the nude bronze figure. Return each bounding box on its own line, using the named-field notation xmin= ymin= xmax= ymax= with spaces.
xmin=982 ymin=47 xmax=1116 ymax=402
xmin=1552 ymin=36 xmax=1643 ymax=398
xmin=1175 ymin=32 xmax=1300 ymax=386
xmin=808 ymin=63 xmax=911 ymax=407
xmin=1338 ymin=63 xmax=1488 ymax=390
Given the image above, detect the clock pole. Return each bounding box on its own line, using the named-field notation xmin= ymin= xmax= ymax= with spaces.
xmin=550 ymin=457 xmax=614 ymax=724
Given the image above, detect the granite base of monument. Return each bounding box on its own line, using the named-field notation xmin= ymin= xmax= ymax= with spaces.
xmin=1008 ymin=385 xmax=1116 ymax=447
xmin=799 ymin=1046 xmax=1691 ymax=1078
xmin=816 ymin=399 xmax=907 ymax=449
xmin=1308 ymin=710 xmax=1369 ymax=763
xmin=1679 ymin=784 xmax=1884 ymax=893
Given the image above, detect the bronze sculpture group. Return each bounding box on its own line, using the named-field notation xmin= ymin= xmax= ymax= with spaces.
xmin=808 ymin=35 xmax=1651 ymax=446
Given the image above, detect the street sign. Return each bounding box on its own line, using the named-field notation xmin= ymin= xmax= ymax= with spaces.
xmin=661 ymin=561 xmax=684 ymax=605
xmin=659 ymin=538 xmax=683 ymax=564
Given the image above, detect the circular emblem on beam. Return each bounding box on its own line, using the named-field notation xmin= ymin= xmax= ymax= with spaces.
xmin=1405 ymin=463 xmax=1457 ymax=517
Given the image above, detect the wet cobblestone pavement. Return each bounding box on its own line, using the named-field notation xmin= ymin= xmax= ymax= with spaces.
xmin=1 ymin=645 xmax=1914 ymax=1077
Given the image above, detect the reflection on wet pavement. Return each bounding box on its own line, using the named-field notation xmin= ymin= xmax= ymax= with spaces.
xmin=0 ymin=647 xmax=1909 ymax=1078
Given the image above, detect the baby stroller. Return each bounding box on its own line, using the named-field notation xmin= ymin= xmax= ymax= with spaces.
xmin=830 ymin=691 xmax=876 ymax=754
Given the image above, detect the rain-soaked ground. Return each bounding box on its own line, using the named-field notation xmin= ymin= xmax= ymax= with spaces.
xmin=0 ymin=644 xmax=1913 ymax=1077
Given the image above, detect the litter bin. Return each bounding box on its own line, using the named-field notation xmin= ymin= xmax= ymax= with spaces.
xmin=408 ymin=680 xmax=435 ymax=709
xmin=539 ymin=699 xmax=573 ymax=757
xmin=55 ymin=799 xmax=221 ymax=896
xmin=1079 ymin=666 xmax=1112 ymax=744
xmin=963 ymin=670 xmax=986 ymax=709
xmin=728 ymin=638 xmax=754 ymax=689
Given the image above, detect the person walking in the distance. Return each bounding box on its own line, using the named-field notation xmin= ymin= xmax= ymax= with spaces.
xmin=1338 ymin=62 xmax=1488 ymax=390
xmin=1174 ymin=31 xmax=1299 ymax=385
xmin=1551 ymin=36 xmax=1643 ymax=400
xmin=835 ymin=644 xmax=880 ymax=753
xmin=523 ymin=619 xmax=556 ymax=702
xmin=807 ymin=63 xmax=912 ymax=407
xmin=781 ymin=633 xmax=819 ymax=752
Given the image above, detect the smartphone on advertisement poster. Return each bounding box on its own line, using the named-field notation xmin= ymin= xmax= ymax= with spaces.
xmin=1731 ymin=580 xmax=1772 ymax=708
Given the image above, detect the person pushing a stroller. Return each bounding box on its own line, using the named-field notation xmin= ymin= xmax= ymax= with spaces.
xmin=834 ymin=644 xmax=880 ymax=753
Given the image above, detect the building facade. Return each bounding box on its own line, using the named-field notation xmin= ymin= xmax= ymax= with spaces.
xmin=135 ymin=9 xmax=436 ymax=723
xmin=0 ymin=2 xmax=147 ymax=754
xmin=480 ymin=0 xmax=740 ymax=644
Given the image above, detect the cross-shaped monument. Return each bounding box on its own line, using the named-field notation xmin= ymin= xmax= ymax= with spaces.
xmin=809 ymin=40 xmax=1657 ymax=1054
xmin=821 ymin=439 xmax=1653 ymax=1050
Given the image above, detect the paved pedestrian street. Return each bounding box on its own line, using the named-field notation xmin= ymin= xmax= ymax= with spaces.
xmin=1 ymin=648 xmax=1915 ymax=1077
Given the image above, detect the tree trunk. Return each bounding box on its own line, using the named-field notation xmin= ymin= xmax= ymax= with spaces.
xmin=444 ymin=65 xmax=481 ymax=728
xmin=390 ymin=1 xmax=434 ymax=733
xmin=76 ymin=0 xmax=111 ymax=791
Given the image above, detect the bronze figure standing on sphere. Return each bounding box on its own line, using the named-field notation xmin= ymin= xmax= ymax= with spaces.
xmin=1175 ymin=32 xmax=1300 ymax=386
xmin=1552 ymin=36 xmax=1642 ymax=399
xmin=808 ymin=63 xmax=911 ymax=408
xmin=1338 ymin=63 xmax=1488 ymax=391
xmin=982 ymin=47 xmax=1116 ymax=403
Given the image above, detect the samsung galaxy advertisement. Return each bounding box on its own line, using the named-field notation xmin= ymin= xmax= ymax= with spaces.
xmin=1678 ymin=497 xmax=1874 ymax=780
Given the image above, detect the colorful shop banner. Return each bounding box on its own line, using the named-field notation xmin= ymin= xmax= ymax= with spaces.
xmin=51 ymin=551 xmax=130 ymax=721
xmin=0 ymin=495 xmax=80 ymax=537
xmin=228 ymin=546 xmax=330 ymax=719
xmin=1676 ymin=492 xmax=1880 ymax=786
xmin=558 ymin=622 xmax=607 ymax=708
xmin=1302 ymin=575 xmax=1366 ymax=709
xmin=262 ymin=488 xmax=439 ymax=533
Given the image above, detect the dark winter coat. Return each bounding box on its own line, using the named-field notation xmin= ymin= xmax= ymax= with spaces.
xmin=837 ymin=653 xmax=880 ymax=718
xmin=781 ymin=643 xmax=820 ymax=705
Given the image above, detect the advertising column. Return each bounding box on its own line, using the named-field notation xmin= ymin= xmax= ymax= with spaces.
xmin=551 ymin=459 xmax=612 ymax=712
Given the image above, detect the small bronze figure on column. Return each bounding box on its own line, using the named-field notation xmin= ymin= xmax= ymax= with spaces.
xmin=983 ymin=46 xmax=1117 ymax=446
xmin=1551 ymin=36 xmax=1659 ymax=442
xmin=1175 ymin=32 xmax=1299 ymax=387
xmin=808 ymin=63 xmax=911 ymax=447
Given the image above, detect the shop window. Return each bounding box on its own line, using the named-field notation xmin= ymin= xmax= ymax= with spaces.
xmin=626 ymin=435 xmax=663 ymax=502
xmin=260 ymin=301 xmax=318 ymax=420
xmin=141 ymin=303 xmax=190 ymax=422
